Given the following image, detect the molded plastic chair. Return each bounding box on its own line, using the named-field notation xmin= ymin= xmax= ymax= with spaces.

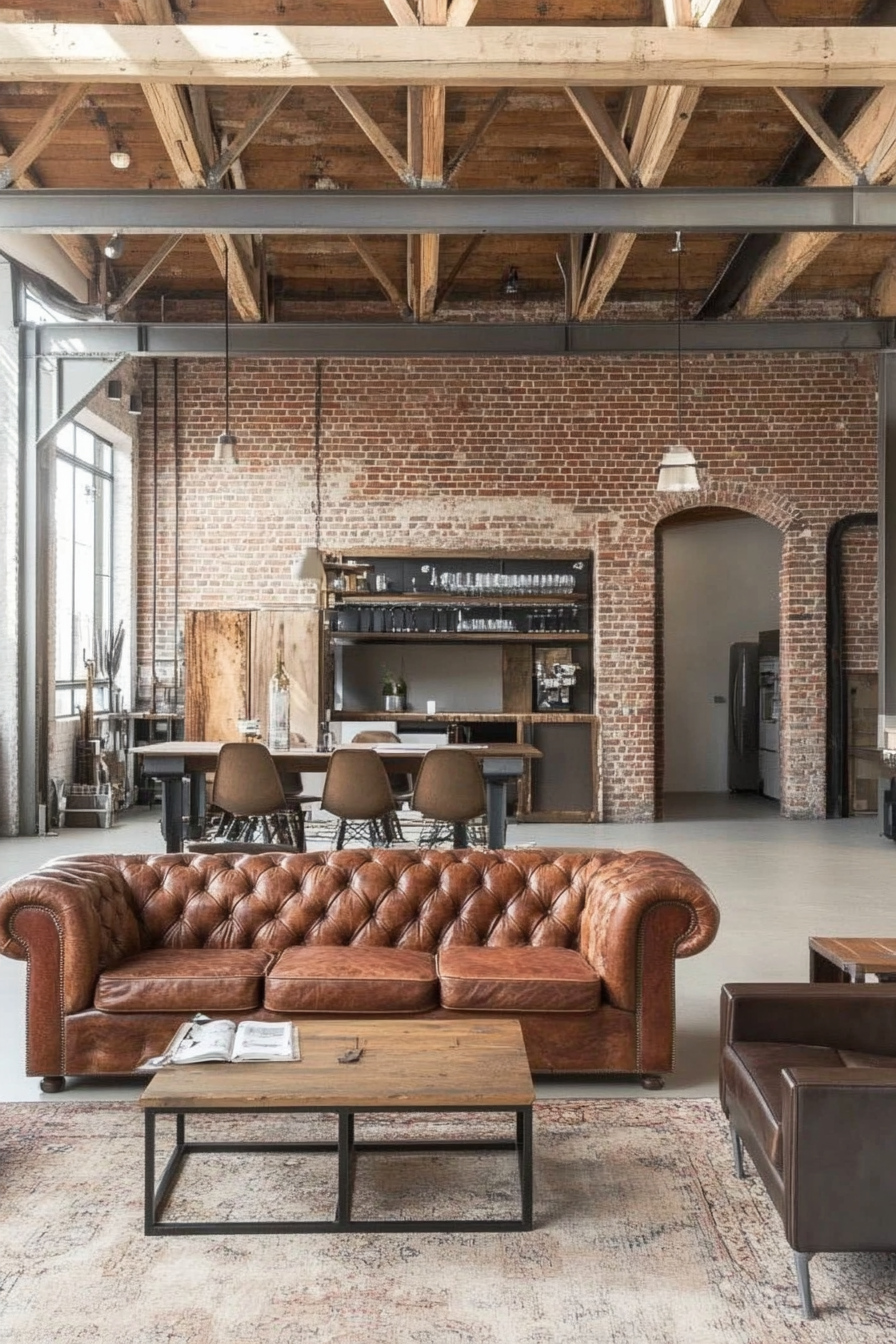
xmin=352 ymin=730 xmax=414 ymax=839
xmin=321 ymin=747 xmax=397 ymax=848
xmin=412 ymin=748 xmax=486 ymax=848
xmin=207 ymin=741 xmax=305 ymax=849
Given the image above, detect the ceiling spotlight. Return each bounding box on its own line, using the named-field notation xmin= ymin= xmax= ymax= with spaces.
xmin=110 ymin=147 xmax=131 ymax=171
xmin=103 ymin=233 xmax=124 ymax=261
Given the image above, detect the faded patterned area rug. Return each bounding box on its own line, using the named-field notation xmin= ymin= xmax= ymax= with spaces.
xmin=1 ymin=1098 xmax=894 ymax=1344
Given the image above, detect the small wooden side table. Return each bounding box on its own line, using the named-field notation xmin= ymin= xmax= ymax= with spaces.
xmin=809 ymin=936 xmax=896 ymax=983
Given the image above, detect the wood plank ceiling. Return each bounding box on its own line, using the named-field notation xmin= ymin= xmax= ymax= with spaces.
xmin=0 ymin=0 xmax=894 ymax=324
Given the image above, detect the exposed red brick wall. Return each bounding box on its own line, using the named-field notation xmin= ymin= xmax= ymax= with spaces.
xmin=136 ymin=350 xmax=879 ymax=821
xmin=841 ymin=526 xmax=878 ymax=673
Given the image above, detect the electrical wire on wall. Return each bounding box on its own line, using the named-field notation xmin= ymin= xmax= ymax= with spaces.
xmin=151 ymin=359 xmax=158 ymax=704
xmin=173 ymin=359 xmax=180 ymax=706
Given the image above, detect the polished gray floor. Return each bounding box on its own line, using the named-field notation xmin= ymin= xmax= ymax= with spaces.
xmin=1 ymin=794 xmax=893 ymax=1103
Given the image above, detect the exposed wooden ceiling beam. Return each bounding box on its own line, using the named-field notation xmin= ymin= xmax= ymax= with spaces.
xmin=871 ymin=251 xmax=896 ymax=316
xmin=382 ymin=0 xmax=418 ymax=25
xmin=447 ymin=0 xmax=480 ymax=25
xmin=565 ymin=87 xmax=634 ymax=188
xmin=576 ymin=0 xmax=742 ymax=318
xmin=738 ymin=84 xmax=896 ymax=316
xmin=331 ymin=86 xmax=414 ymax=185
xmin=3 ymin=24 xmax=896 ymax=88
xmin=445 ymin=90 xmax=509 ymax=185
xmin=347 ymin=235 xmax=411 ymax=317
xmin=0 ymin=83 xmax=87 ymax=190
xmin=772 ymin=87 xmax=864 ymax=184
xmin=106 ymin=233 xmax=183 ymax=316
xmin=415 ymin=0 xmax=450 ymax=320
xmin=207 ymin=87 xmax=292 ymax=187
xmin=0 ymin=134 xmax=96 ymax=281
xmin=114 ymin=0 xmax=260 ymax=321
xmin=434 ymin=234 xmax=482 ymax=311
xmin=662 ymin=0 xmax=693 ymax=25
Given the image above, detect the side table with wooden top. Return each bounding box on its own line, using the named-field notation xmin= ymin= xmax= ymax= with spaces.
xmin=809 ymin=936 xmax=896 ymax=983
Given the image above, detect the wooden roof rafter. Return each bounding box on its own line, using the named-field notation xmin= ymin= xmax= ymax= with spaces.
xmin=576 ymin=0 xmax=744 ymax=320
xmin=113 ymin=0 xmax=261 ymax=321
xmin=737 ymin=83 xmax=896 ymax=315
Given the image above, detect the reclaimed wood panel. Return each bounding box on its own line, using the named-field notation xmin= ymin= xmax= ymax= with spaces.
xmin=184 ymin=609 xmax=251 ymax=741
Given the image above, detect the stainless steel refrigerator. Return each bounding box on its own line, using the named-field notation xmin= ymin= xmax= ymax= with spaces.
xmin=728 ymin=642 xmax=760 ymax=792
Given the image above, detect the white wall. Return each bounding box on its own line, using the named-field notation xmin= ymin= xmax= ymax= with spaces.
xmin=663 ymin=515 xmax=782 ymax=792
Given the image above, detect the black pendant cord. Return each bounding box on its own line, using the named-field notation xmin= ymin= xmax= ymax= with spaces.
xmin=674 ymin=231 xmax=683 ymax=443
xmin=223 ymin=246 xmax=231 ymax=436
xmin=314 ymin=358 xmax=323 ymax=549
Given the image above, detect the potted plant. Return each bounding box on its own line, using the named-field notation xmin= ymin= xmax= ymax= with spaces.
xmin=382 ymin=669 xmax=406 ymax=713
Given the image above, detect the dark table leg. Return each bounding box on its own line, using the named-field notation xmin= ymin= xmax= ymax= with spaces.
xmin=809 ymin=948 xmax=849 ymax=983
xmin=485 ymin=778 xmax=507 ymax=849
xmin=186 ymin=770 xmax=206 ymax=841
xmin=160 ymin=776 xmax=186 ymax=853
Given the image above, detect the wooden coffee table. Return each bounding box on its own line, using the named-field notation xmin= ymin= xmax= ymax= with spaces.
xmin=809 ymin=935 xmax=896 ymax=983
xmin=140 ymin=1018 xmax=534 ymax=1235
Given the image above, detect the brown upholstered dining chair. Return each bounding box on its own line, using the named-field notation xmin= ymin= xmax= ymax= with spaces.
xmin=412 ymin=748 xmax=486 ymax=848
xmin=206 ymin=741 xmax=305 ymax=849
xmin=320 ymin=746 xmax=397 ymax=848
xmin=352 ymin=730 xmax=414 ymax=839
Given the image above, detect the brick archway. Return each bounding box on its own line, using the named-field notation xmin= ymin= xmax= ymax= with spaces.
xmin=651 ymin=484 xmax=798 ymax=819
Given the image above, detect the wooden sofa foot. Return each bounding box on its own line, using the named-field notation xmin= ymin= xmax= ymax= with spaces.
xmin=40 ymin=1076 xmax=65 ymax=1093
xmin=640 ymin=1074 xmax=664 ymax=1090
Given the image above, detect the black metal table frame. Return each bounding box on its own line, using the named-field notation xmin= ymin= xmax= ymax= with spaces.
xmin=144 ymin=1102 xmax=534 ymax=1235
xmin=139 ymin=753 xmax=525 ymax=853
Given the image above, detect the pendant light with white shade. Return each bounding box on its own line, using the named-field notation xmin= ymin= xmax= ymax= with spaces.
xmin=213 ymin=244 xmax=237 ymax=465
xmin=657 ymin=232 xmax=700 ymax=493
xmin=291 ymin=360 xmax=327 ymax=597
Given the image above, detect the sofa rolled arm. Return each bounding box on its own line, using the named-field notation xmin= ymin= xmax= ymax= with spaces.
xmin=781 ymin=1066 xmax=896 ymax=1252
xmin=0 ymin=858 xmax=143 ymax=1014
xmin=721 ymin=982 xmax=896 ymax=1056
xmin=579 ymin=849 xmax=720 ymax=1013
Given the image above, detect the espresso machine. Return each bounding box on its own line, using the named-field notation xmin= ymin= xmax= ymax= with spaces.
xmin=533 ymin=650 xmax=580 ymax=711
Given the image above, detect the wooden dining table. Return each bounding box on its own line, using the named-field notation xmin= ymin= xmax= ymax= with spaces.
xmin=131 ymin=740 xmax=542 ymax=853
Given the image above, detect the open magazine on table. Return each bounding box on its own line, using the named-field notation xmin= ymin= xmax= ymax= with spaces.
xmin=140 ymin=1016 xmax=300 ymax=1069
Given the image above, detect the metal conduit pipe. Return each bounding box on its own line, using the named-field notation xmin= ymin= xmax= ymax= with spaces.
xmin=826 ymin=512 xmax=878 ymax=818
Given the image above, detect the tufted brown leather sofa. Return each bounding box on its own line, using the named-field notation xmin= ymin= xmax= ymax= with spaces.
xmin=0 ymin=847 xmax=719 ymax=1091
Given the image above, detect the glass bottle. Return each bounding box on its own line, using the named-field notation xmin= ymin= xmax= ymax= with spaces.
xmin=268 ymin=654 xmax=290 ymax=751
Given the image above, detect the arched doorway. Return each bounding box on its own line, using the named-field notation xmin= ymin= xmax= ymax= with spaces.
xmin=657 ymin=507 xmax=782 ymax=820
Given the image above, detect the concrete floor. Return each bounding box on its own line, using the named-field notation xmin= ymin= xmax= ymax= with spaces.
xmin=1 ymin=794 xmax=893 ymax=1104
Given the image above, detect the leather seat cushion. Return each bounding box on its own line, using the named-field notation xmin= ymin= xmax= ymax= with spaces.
xmin=722 ymin=1041 xmax=845 ymax=1169
xmin=438 ymin=946 xmax=601 ymax=1013
xmin=94 ymin=948 xmax=274 ymax=1013
xmin=264 ymin=946 xmax=438 ymax=1014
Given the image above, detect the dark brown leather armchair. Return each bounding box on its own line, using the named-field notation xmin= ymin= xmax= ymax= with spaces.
xmin=720 ymin=982 xmax=896 ymax=1319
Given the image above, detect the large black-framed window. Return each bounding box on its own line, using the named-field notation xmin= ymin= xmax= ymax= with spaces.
xmin=54 ymin=422 xmax=114 ymax=717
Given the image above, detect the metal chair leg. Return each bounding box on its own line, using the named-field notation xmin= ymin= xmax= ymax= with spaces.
xmin=730 ymin=1122 xmax=745 ymax=1179
xmin=793 ymin=1251 xmax=815 ymax=1319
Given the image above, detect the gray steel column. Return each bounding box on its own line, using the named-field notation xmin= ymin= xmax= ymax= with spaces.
xmin=879 ymin=353 xmax=896 ymax=760
xmin=17 ymin=319 xmax=48 ymax=835
xmin=0 ymin=262 xmax=21 ymax=833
